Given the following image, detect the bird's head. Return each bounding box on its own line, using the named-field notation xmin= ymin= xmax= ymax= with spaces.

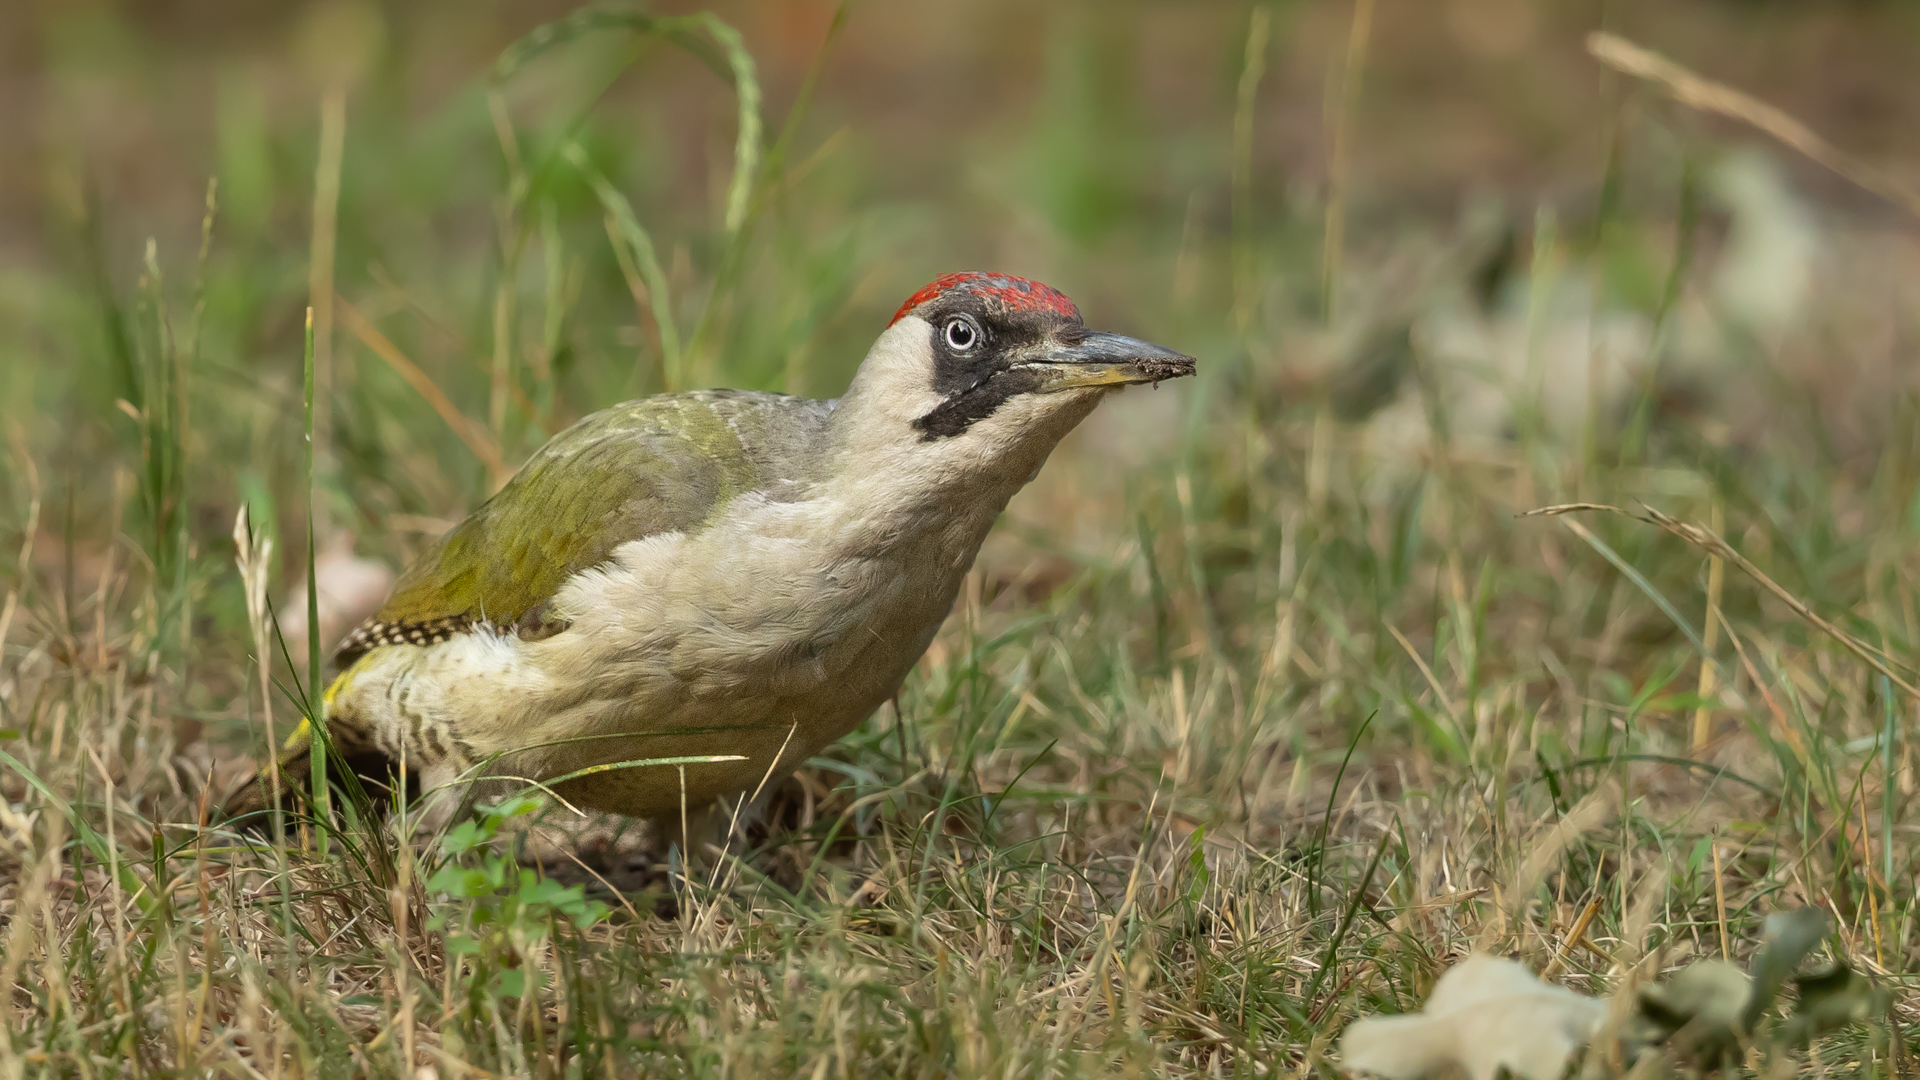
xmin=835 ymin=273 xmax=1195 ymax=484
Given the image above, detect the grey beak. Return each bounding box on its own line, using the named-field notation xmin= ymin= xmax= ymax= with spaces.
xmin=1036 ymin=331 xmax=1198 ymax=391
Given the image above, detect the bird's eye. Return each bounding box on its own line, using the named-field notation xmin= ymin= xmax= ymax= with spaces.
xmin=944 ymin=317 xmax=978 ymax=351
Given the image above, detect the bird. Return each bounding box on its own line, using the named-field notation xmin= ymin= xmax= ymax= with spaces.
xmin=225 ymin=272 xmax=1195 ymax=854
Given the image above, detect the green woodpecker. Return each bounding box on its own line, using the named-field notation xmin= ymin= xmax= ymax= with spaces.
xmin=227 ymin=273 xmax=1195 ymax=845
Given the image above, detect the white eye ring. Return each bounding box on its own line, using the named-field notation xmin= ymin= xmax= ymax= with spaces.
xmin=944 ymin=317 xmax=978 ymax=351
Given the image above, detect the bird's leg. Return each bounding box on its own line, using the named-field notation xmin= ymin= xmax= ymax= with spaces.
xmin=657 ymin=787 xmax=789 ymax=894
xmin=651 ymin=798 xmax=741 ymax=889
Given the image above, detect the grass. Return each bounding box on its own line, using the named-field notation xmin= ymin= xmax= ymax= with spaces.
xmin=2 ymin=3 xmax=1917 ymax=1076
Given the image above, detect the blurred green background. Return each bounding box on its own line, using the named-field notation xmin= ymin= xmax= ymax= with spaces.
xmin=6 ymin=0 xmax=1920 ymax=730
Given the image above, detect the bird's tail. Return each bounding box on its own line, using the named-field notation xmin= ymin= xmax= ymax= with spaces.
xmin=220 ymin=717 xmax=319 ymax=825
xmin=221 ymin=713 xmax=407 ymax=828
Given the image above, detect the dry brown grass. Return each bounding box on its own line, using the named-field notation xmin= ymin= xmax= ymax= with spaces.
xmin=4 ymin=4 xmax=1919 ymax=1077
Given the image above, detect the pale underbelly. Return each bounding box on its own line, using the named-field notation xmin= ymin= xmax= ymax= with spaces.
xmin=529 ymin=663 xmax=907 ymax=819
xmin=335 ymin=601 xmax=940 ymax=821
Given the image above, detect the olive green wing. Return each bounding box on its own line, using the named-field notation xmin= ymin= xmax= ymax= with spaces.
xmin=335 ymin=391 xmax=809 ymax=664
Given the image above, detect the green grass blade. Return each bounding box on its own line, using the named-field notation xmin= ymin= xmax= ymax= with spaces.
xmin=302 ymin=307 xmax=329 ymax=854
xmin=691 ymin=12 xmax=760 ymax=238
xmin=0 ymin=747 xmax=155 ymax=916
xmin=1557 ymin=516 xmax=1715 ymax=662
xmin=565 ymin=143 xmax=681 ymax=388
xmin=492 ymin=10 xmax=732 ymax=86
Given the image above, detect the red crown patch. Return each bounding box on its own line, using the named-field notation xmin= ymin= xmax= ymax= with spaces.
xmin=889 ymin=272 xmax=1081 ymax=327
